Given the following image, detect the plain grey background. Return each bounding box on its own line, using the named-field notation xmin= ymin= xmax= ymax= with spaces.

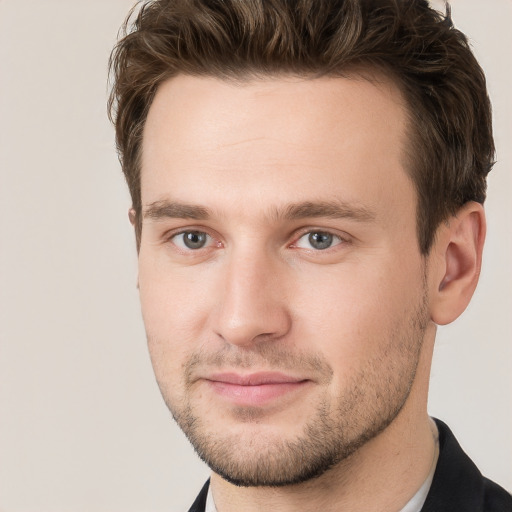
xmin=0 ymin=1 xmax=510 ymax=511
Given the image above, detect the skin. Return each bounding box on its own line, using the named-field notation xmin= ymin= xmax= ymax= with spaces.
xmin=136 ymin=74 xmax=485 ymax=511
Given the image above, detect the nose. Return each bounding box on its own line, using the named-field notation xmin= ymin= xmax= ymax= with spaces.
xmin=211 ymin=249 xmax=292 ymax=347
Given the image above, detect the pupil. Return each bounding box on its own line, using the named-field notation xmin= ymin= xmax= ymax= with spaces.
xmin=309 ymin=232 xmax=332 ymax=250
xmin=184 ymin=231 xmax=206 ymax=249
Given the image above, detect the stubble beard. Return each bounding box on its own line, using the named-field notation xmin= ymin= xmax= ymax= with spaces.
xmin=154 ymin=293 xmax=429 ymax=488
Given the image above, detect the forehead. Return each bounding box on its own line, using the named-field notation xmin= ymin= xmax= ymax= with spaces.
xmin=141 ymin=74 xmax=414 ymax=225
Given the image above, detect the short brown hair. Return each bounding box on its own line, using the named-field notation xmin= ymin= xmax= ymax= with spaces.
xmin=108 ymin=0 xmax=494 ymax=253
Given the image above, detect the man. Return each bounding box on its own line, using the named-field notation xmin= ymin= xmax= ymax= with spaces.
xmin=108 ymin=1 xmax=511 ymax=510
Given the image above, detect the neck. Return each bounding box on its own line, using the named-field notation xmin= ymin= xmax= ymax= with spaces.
xmin=210 ymin=325 xmax=437 ymax=512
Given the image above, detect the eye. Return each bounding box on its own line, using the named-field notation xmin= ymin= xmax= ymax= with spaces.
xmin=171 ymin=230 xmax=211 ymax=250
xmin=294 ymin=231 xmax=343 ymax=250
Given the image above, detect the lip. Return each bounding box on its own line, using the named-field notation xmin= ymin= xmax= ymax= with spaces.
xmin=203 ymin=372 xmax=310 ymax=406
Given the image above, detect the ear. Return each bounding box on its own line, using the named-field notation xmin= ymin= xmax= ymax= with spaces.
xmin=128 ymin=208 xmax=136 ymax=226
xmin=128 ymin=208 xmax=140 ymax=289
xmin=429 ymin=202 xmax=486 ymax=325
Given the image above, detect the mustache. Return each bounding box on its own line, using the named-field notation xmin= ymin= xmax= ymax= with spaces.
xmin=184 ymin=343 xmax=334 ymax=386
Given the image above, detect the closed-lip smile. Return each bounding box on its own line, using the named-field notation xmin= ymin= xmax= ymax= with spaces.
xmin=203 ymin=372 xmax=310 ymax=406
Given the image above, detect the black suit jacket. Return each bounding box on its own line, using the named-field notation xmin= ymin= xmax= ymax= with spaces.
xmin=188 ymin=419 xmax=512 ymax=511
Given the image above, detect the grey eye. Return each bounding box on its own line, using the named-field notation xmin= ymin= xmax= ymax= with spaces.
xmin=295 ymin=231 xmax=342 ymax=251
xmin=308 ymin=232 xmax=334 ymax=250
xmin=174 ymin=231 xmax=210 ymax=250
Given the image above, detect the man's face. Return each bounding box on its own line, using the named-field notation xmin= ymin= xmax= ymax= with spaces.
xmin=138 ymin=75 xmax=431 ymax=486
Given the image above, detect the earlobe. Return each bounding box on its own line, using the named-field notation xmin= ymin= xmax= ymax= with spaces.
xmin=429 ymin=202 xmax=486 ymax=325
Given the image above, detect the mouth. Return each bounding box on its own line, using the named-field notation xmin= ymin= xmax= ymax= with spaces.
xmin=203 ymin=372 xmax=311 ymax=406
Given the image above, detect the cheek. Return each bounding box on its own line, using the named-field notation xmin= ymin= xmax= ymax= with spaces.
xmin=291 ymin=261 xmax=421 ymax=366
xmin=138 ymin=258 xmax=213 ymax=386
xmin=138 ymin=253 xmax=212 ymax=335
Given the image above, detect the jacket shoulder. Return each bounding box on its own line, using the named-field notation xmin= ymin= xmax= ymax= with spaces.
xmin=188 ymin=480 xmax=210 ymax=512
xmin=483 ymin=477 xmax=512 ymax=511
xmin=421 ymin=419 xmax=512 ymax=512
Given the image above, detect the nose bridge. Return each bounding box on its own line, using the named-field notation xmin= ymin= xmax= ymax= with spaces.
xmin=213 ymin=243 xmax=291 ymax=346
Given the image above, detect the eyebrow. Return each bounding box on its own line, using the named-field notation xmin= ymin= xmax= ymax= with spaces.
xmin=278 ymin=200 xmax=376 ymax=223
xmin=143 ymin=199 xmax=376 ymax=223
xmin=144 ymin=200 xmax=210 ymax=220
